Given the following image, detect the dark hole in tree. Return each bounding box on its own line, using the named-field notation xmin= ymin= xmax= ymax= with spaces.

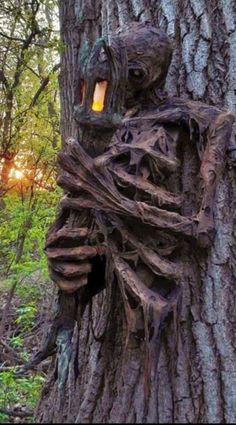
xmin=204 ymin=206 xmax=211 ymax=215
xmin=86 ymin=255 xmax=106 ymax=299
xmin=121 ymin=130 xmax=133 ymax=144
xmin=151 ymin=276 xmax=178 ymax=299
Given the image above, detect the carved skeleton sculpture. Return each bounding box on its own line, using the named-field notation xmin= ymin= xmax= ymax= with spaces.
xmin=40 ymin=23 xmax=235 ymax=392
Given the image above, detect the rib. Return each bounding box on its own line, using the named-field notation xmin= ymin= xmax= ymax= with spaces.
xmin=112 ymin=166 xmax=182 ymax=208
xmin=113 ymin=254 xmax=168 ymax=310
xmin=120 ymin=140 xmax=179 ymax=171
xmin=110 ymin=217 xmax=183 ymax=280
xmin=60 ymin=194 xmax=194 ymax=237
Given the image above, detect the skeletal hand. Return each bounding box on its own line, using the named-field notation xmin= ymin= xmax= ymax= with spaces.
xmin=45 ymin=226 xmax=105 ymax=293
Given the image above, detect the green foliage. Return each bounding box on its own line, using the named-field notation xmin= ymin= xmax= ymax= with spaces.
xmin=0 ymin=414 xmax=8 ymax=423
xmin=16 ymin=304 xmax=37 ymax=332
xmin=0 ymin=370 xmax=45 ymax=423
xmin=0 ymin=189 xmax=61 ymax=421
xmin=0 ymin=188 xmax=61 ymax=280
xmin=0 ymin=188 xmax=60 ymax=420
xmin=10 ymin=336 xmax=24 ymax=349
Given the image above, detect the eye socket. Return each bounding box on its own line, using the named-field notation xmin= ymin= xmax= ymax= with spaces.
xmin=128 ymin=68 xmax=145 ymax=81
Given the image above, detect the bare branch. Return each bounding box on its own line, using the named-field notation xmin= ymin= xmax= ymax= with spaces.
xmin=0 ymin=31 xmax=26 ymax=43
xmin=0 ymin=339 xmax=23 ymax=363
xmin=30 ymin=63 xmax=60 ymax=108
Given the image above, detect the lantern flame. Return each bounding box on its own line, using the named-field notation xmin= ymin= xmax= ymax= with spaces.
xmin=92 ymin=81 xmax=108 ymax=112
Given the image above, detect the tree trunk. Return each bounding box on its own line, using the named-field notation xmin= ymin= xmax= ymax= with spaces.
xmin=36 ymin=0 xmax=236 ymax=423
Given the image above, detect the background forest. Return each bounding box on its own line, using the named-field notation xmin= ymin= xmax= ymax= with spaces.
xmin=0 ymin=0 xmax=60 ymax=421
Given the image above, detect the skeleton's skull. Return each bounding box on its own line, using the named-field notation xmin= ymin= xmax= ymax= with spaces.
xmin=76 ymin=23 xmax=173 ymax=129
xmin=115 ymin=23 xmax=173 ymax=107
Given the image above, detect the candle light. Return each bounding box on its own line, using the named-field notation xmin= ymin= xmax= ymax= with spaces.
xmin=92 ymin=81 xmax=108 ymax=112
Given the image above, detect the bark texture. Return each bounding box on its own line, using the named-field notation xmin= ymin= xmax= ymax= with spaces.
xmin=36 ymin=0 xmax=236 ymax=423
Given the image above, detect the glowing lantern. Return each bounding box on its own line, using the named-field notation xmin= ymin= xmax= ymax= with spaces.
xmin=75 ymin=37 xmax=127 ymax=132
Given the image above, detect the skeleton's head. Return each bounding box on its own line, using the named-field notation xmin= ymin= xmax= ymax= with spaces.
xmin=115 ymin=22 xmax=173 ymax=107
xmin=76 ymin=23 xmax=172 ymax=128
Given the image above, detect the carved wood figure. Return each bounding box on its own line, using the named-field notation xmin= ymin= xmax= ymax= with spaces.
xmin=25 ymin=23 xmax=235 ymax=402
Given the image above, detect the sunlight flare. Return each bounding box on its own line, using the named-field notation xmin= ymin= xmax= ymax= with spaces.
xmin=10 ymin=168 xmax=24 ymax=179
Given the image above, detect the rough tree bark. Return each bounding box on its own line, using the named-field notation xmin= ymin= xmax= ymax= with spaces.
xmin=35 ymin=0 xmax=236 ymax=423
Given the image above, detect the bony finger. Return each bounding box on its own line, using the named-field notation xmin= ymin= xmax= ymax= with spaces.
xmin=49 ymin=260 xmax=91 ymax=278
xmin=46 ymin=245 xmax=105 ymax=261
xmin=58 ymin=276 xmax=88 ymax=293
xmin=45 ymin=227 xmax=89 ymax=249
xmin=49 ymin=268 xmax=88 ymax=293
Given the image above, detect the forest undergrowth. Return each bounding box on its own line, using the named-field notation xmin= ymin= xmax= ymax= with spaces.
xmin=0 ymin=190 xmax=61 ymax=423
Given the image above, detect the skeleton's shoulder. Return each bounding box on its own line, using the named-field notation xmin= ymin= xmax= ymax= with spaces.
xmin=122 ymin=97 xmax=233 ymax=127
xmin=115 ymin=97 xmax=235 ymax=155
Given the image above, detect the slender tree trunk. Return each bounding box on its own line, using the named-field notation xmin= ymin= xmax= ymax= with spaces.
xmin=36 ymin=0 xmax=236 ymax=423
